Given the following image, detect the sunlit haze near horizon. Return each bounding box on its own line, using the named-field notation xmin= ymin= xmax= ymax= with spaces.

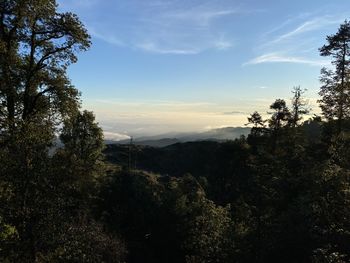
xmin=57 ymin=0 xmax=350 ymax=140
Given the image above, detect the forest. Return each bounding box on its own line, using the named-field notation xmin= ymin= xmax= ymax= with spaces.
xmin=1 ymin=1 xmax=350 ymax=262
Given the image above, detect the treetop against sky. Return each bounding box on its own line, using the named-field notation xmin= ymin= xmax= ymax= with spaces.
xmin=58 ymin=0 xmax=350 ymax=138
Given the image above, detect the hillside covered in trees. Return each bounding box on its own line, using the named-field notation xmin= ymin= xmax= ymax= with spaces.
xmin=1 ymin=1 xmax=350 ymax=262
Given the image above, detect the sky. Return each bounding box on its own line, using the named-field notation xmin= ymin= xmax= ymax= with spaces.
xmin=57 ymin=0 xmax=350 ymax=139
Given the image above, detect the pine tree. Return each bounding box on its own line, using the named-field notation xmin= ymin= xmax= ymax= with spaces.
xmin=247 ymin=111 xmax=266 ymax=136
xmin=290 ymin=86 xmax=309 ymax=128
xmin=319 ymin=20 xmax=350 ymax=134
xmin=268 ymin=99 xmax=291 ymax=130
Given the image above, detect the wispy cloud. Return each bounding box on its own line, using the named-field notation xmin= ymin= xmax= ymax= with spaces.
xmin=164 ymin=9 xmax=238 ymax=26
xmin=268 ymin=16 xmax=343 ymax=45
xmin=88 ymin=27 xmax=125 ymax=46
xmin=89 ymin=99 xmax=216 ymax=109
xmin=136 ymin=42 xmax=200 ymax=54
xmin=136 ymin=37 xmax=233 ymax=54
xmin=262 ymin=12 xmax=313 ymax=37
xmin=103 ymin=131 xmax=130 ymax=141
xmin=58 ymin=0 xmax=99 ymax=10
xmin=69 ymin=0 xmax=256 ymax=55
xmin=214 ymin=36 xmax=233 ymax=50
xmin=83 ymin=95 xmax=277 ymax=135
xmin=222 ymin=111 xmax=249 ymax=115
xmin=245 ymin=53 xmax=330 ymax=66
xmin=138 ymin=3 xmax=238 ymax=53
xmin=245 ymin=13 xmax=347 ymax=66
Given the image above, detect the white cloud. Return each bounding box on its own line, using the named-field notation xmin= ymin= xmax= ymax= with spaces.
xmin=214 ymin=38 xmax=233 ymax=50
xmin=222 ymin=111 xmax=249 ymax=115
xmin=245 ymin=53 xmax=330 ymax=66
xmin=245 ymin=14 xmax=347 ymax=67
xmin=164 ymin=9 xmax=238 ymax=26
xmin=88 ymin=27 xmax=125 ymax=46
xmin=83 ymin=97 xmax=268 ymax=135
xmin=137 ymin=5 xmax=238 ymax=53
xmin=136 ymin=37 xmax=233 ymax=54
xmin=58 ymin=0 xmax=99 ymax=10
xmin=103 ymin=131 xmax=131 ymax=141
xmin=91 ymin=99 xmax=215 ymax=108
xmin=269 ymin=16 xmax=343 ymax=45
xmin=75 ymin=0 xmax=256 ymax=55
xmin=136 ymin=42 xmax=200 ymax=54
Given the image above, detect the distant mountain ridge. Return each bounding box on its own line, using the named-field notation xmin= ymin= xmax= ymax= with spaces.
xmin=107 ymin=127 xmax=251 ymax=147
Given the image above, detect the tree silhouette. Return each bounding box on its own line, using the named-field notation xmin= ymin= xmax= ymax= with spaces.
xmin=290 ymin=86 xmax=309 ymax=128
xmin=319 ymin=20 xmax=350 ymax=134
xmin=268 ymin=99 xmax=291 ymax=130
xmin=247 ymin=111 xmax=266 ymax=136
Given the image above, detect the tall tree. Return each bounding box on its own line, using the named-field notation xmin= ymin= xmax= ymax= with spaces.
xmin=290 ymin=86 xmax=309 ymax=128
xmin=247 ymin=111 xmax=266 ymax=136
xmin=268 ymin=99 xmax=291 ymax=131
xmin=319 ymin=20 xmax=350 ymax=134
xmin=267 ymin=99 xmax=291 ymax=152
xmin=0 ymin=1 xmax=105 ymax=261
xmin=0 ymin=0 xmax=90 ymax=138
xmin=54 ymin=110 xmax=105 ymax=209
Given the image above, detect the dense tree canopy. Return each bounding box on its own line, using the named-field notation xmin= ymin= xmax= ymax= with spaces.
xmin=1 ymin=2 xmax=350 ymax=263
xmin=0 ymin=1 xmax=125 ymax=262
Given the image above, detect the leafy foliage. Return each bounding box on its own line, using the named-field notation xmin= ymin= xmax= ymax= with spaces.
xmin=1 ymin=4 xmax=350 ymax=263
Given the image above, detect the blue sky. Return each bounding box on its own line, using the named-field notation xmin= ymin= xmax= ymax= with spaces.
xmin=58 ymin=0 xmax=349 ymax=139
